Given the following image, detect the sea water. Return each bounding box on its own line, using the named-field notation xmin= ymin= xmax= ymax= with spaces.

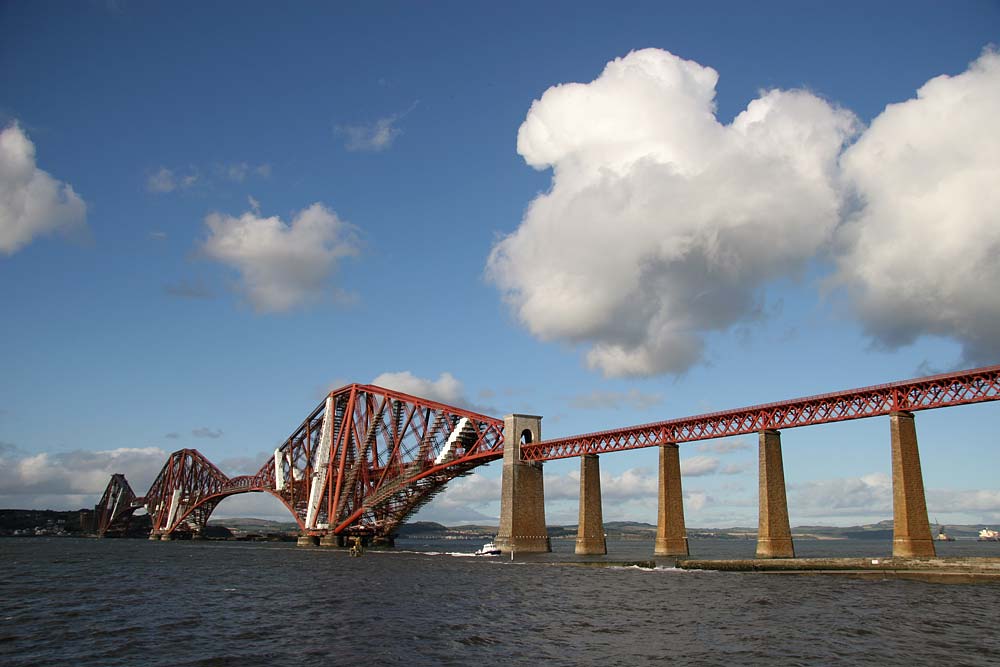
xmin=1 ymin=537 xmax=998 ymax=666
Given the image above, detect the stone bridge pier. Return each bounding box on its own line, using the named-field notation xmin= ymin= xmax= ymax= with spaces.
xmin=757 ymin=429 xmax=795 ymax=558
xmin=890 ymin=411 xmax=935 ymax=557
xmin=496 ymin=414 xmax=551 ymax=553
xmin=494 ymin=408 xmax=938 ymax=560
xmin=575 ymin=454 xmax=606 ymax=555
xmin=752 ymin=413 xmax=936 ymax=559
xmin=655 ymin=444 xmax=689 ymax=556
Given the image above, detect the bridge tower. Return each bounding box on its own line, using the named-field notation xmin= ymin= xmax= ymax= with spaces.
xmin=496 ymin=414 xmax=551 ymax=553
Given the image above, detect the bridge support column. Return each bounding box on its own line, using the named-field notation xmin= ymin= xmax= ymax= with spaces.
xmin=297 ymin=534 xmax=318 ymax=547
xmin=756 ymin=430 xmax=795 ymax=558
xmin=497 ymin=414 xmax=551 ymax=554
xmin=655 ymin=443 xmax=689 ymax=556
xmin=575 ymin=454 xmax=606 ymax=555
xmin=319 ymin=533 xmax=338 ymax=547
xmin=890 ymin=411 xmax=935 ymax=558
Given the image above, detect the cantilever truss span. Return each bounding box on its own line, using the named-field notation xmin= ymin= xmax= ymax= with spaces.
xmin=95 ymin=384 xmax=504 ymax=540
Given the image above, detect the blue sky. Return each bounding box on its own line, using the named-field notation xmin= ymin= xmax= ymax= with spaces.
xmin=2 ymin=1 xmax=999 ymax=528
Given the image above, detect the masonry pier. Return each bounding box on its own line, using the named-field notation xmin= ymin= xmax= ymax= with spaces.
xmin=756 ymin=429 xmax=795 ymax=558
xmin=496 ymin=414 xmax=551 ymax=553
xmin=890 ymin=411 xmax=935 ymax=558
xmin=654 ymin=444 xmax=689 ymax=556
xmin=575 ymin=454 xmax=607 ymax=555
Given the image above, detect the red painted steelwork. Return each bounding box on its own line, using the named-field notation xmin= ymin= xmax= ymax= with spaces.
xmin=95 ymin=365 xmax=999 ymax=538
xmin=96 ymin=384 xmax=504 ymax=539
xmin=520 ymin=365 xmax=1000 ymax=462
xmin=94 ymin=473 xmax=139 ymax=535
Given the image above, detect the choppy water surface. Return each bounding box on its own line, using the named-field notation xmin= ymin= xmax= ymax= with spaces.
xmin=2 ymin=537 xmax=998 ymax=666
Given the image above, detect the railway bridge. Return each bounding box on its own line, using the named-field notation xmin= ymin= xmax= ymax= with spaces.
xmin=96 ymin=365 xmax=1000 ymax=558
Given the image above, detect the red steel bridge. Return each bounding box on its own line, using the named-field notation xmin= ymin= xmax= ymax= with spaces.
xmin=96 ymin=365 xmax=1000 ymax=541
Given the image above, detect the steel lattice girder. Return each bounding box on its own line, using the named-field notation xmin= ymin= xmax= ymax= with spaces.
xmin=94 ymin=473 xmax=140 ymax=535
xmin=110 ymin=384 xmax=505 ymax=539
xmin=520 ymin=364 xmax=1000 ymax=461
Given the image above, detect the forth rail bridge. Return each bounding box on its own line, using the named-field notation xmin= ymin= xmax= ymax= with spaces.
xmin=96 ymin=365 xmax=1000 ymax=559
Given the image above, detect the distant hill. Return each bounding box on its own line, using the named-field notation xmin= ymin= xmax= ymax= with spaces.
xmin=207 ymin=517 xmax=299 ymax=533
xmin=396 ymin=521 xmax=449 ymax=536
xmin=380 ymin=519 xmax=999 ymax=541
xmin=6 ymin=510 xmax=996 ymax=541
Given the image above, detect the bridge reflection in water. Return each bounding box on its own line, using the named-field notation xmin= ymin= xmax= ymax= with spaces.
xmin=96 ymin=365 xmax=1000 ymax=559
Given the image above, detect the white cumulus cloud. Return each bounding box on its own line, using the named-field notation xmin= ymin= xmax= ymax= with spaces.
xmin=370 ymin=371 xmax=493 ymax=414
xmin=0 ymin=122 xmax=87 ymax=255
xmin=488 ymin=48 xmax=858 ymax=377
xmin=201 ymin=202 xmax=360 ymax=312
xmin=834 ymin=48 xmax=1000 ymax=365
xmin=0 ymin=446 xmax=167 ymax=509
xmin=789 ymin=472 xmax=893 ymax=520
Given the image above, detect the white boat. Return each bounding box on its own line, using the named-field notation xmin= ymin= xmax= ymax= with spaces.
xmin=934 ymin=521 xmax=955 ymax=542
xmin=474 ymin=540 xmax=501 ymax=556
xmin=979 ymin=528 xmax=999 ymax=542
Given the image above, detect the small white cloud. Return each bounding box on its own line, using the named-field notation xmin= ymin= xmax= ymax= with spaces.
xmin=146 ymin=166 xmax=197 ymax=193
xmin=219 ymin=162 xmax=270 ymax=183
xmin=601 ymin=468 xmax=659 ymax=499
xmin=686 ymin=491 xmax=708 ymax=512
xmin=201 ymin=202 xmax=360 ymax=313
xmin=434 ymin=472 xmax=502 ymax=504
xmin=336 ymin=115 xmax=404 ymax=152
xmin=146 ymin=167 xmax=177 ymax=193
xmin=0 ymin=122 xmax=87 ymax=255
xmin=680 ymin=455 xmax=720 ymax=477
xmin=226 ymin=163 xmax=250 ymax=182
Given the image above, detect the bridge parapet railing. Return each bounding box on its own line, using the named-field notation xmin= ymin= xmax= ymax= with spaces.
xmin=521 ymin=364 xmax=1000 ymax=461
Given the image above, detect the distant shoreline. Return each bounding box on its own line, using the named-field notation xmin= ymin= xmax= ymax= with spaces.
xmin=2 ymin=509 xmax=995 ymax=542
